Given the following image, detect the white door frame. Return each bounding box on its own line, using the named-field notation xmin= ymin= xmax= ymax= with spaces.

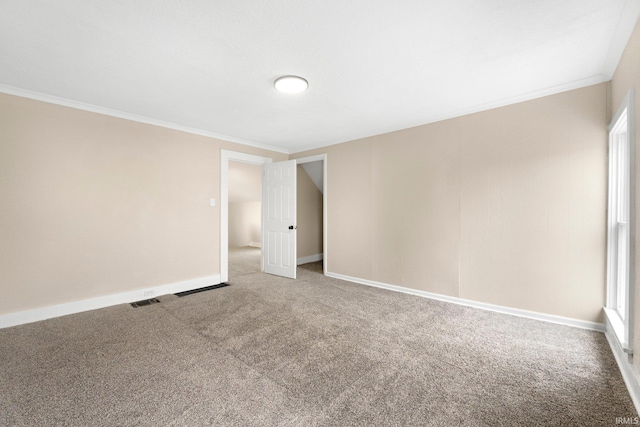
xmin=220 ymin=149 xmax=272 ymax=283
xmin=295 ymin=154 xmax=328 ymax=276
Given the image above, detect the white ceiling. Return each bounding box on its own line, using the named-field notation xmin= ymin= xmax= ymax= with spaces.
xmin=1 ymin=1 xmax=638 ymax=153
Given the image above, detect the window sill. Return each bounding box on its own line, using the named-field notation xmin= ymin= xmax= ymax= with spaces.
xmin=604 ymin=307 xmax=632 ymax=354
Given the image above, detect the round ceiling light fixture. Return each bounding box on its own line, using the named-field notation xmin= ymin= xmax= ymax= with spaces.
xmin=274 ymin=75 xmax=308 ymax=94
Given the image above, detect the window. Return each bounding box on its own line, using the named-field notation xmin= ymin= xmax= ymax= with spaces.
xmin=605 ymin=88 xmax=635 ymax=352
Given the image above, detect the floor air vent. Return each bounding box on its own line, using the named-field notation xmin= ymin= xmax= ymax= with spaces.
xmin=130 ymin=298 xmax=160 ymax=308
xmin=175 ymin=283 xmax=229 ymax=297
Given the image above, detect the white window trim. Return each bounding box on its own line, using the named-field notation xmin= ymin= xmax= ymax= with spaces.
xmin=605 ymin=88 xmax=635 ymax=353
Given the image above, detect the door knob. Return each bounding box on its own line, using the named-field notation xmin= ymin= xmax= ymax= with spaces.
xmin=289 ymin=225 xmax=296 ymax=230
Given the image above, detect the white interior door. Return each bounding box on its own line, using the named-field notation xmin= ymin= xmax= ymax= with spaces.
xmin=262 ymin=160 xmax=297 ymax=279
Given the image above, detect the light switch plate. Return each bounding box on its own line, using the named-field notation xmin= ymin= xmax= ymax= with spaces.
xmin=210 ymin=198 xmax=216 ymax=207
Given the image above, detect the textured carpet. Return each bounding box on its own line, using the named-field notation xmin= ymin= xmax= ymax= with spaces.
xmin=228 ymin=246 xmax=264 ymax=278
xmin=0 ymin=247 xmax=637 ymax=426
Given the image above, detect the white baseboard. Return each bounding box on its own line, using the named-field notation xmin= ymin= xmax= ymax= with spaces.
xmin=0 ymin=274 xmax=221 ymax=329
xmin=249 ymin=242 xmax=261 ymax=248
xmin=325 ymin=271 xmax=605 ymax=332
xmin=297 ymin=253 xmax=323 ymax=265
xmin=605 ymin=316 xmax=640 ymax=414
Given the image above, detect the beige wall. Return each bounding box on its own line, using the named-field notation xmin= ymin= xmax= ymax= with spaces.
xmin=228 ymin=161 xmax=262 ymax=248
xmin=459 ymin=87 xmax=606 ymax=320
xmin=228 ymin=202 xmax=261 ymax=248
xmin=228 ymin=161 xmax=262 ymax=203
xmin=294 ymin=83 xmax=608 ymax=322
xmin=0 ymin=92 xmax=285 ymax=316
xmin=611 ymin=17 xmax=640 ymax=374
xmin=0 ymin=68 xmax=614 ymax=326
xmin=296 ymin=165 xmax=323 ymax=259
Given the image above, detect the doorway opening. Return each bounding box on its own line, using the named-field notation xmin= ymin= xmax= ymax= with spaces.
xmin=220 ymin=150 xmax=272 ymax=283
xmin=295 ymin=155 xmax=327 ymax=276
xmin=220 ymin=151 xmax=327 ymax=282
xmin=228 ymin=161 xmax=263 ymax=278
xmin=261 ymin=156 xmax=327 ymax=279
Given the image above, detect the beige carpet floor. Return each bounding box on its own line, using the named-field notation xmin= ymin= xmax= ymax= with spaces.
xmin=0 ymin=247 xmax=637 ymax=426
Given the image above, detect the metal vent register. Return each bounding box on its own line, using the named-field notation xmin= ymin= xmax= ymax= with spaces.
xmin=174 ymin=283 xmax=229 ymax=297
xmin=130 ymin=298 xmax=160 ymax=308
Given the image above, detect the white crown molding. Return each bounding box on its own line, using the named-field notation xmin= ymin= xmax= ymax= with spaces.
xmin=0 ymin=84 xmax=289 ymax=154
xmin=0 ymin=70 xmax=610 ymax=157
xmin=326 ymin=271 xmax=605 ymax=332
xmin=291 ymin=74 xmax=607 ymax=154
xmin=0 ymin=274 xmax=220 ymax=329
xmin=602 ymin=0 xmax=640 ymax=80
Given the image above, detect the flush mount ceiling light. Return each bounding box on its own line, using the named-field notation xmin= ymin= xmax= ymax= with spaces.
xmin=274 ymin=75 xmax=308 ymax=94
